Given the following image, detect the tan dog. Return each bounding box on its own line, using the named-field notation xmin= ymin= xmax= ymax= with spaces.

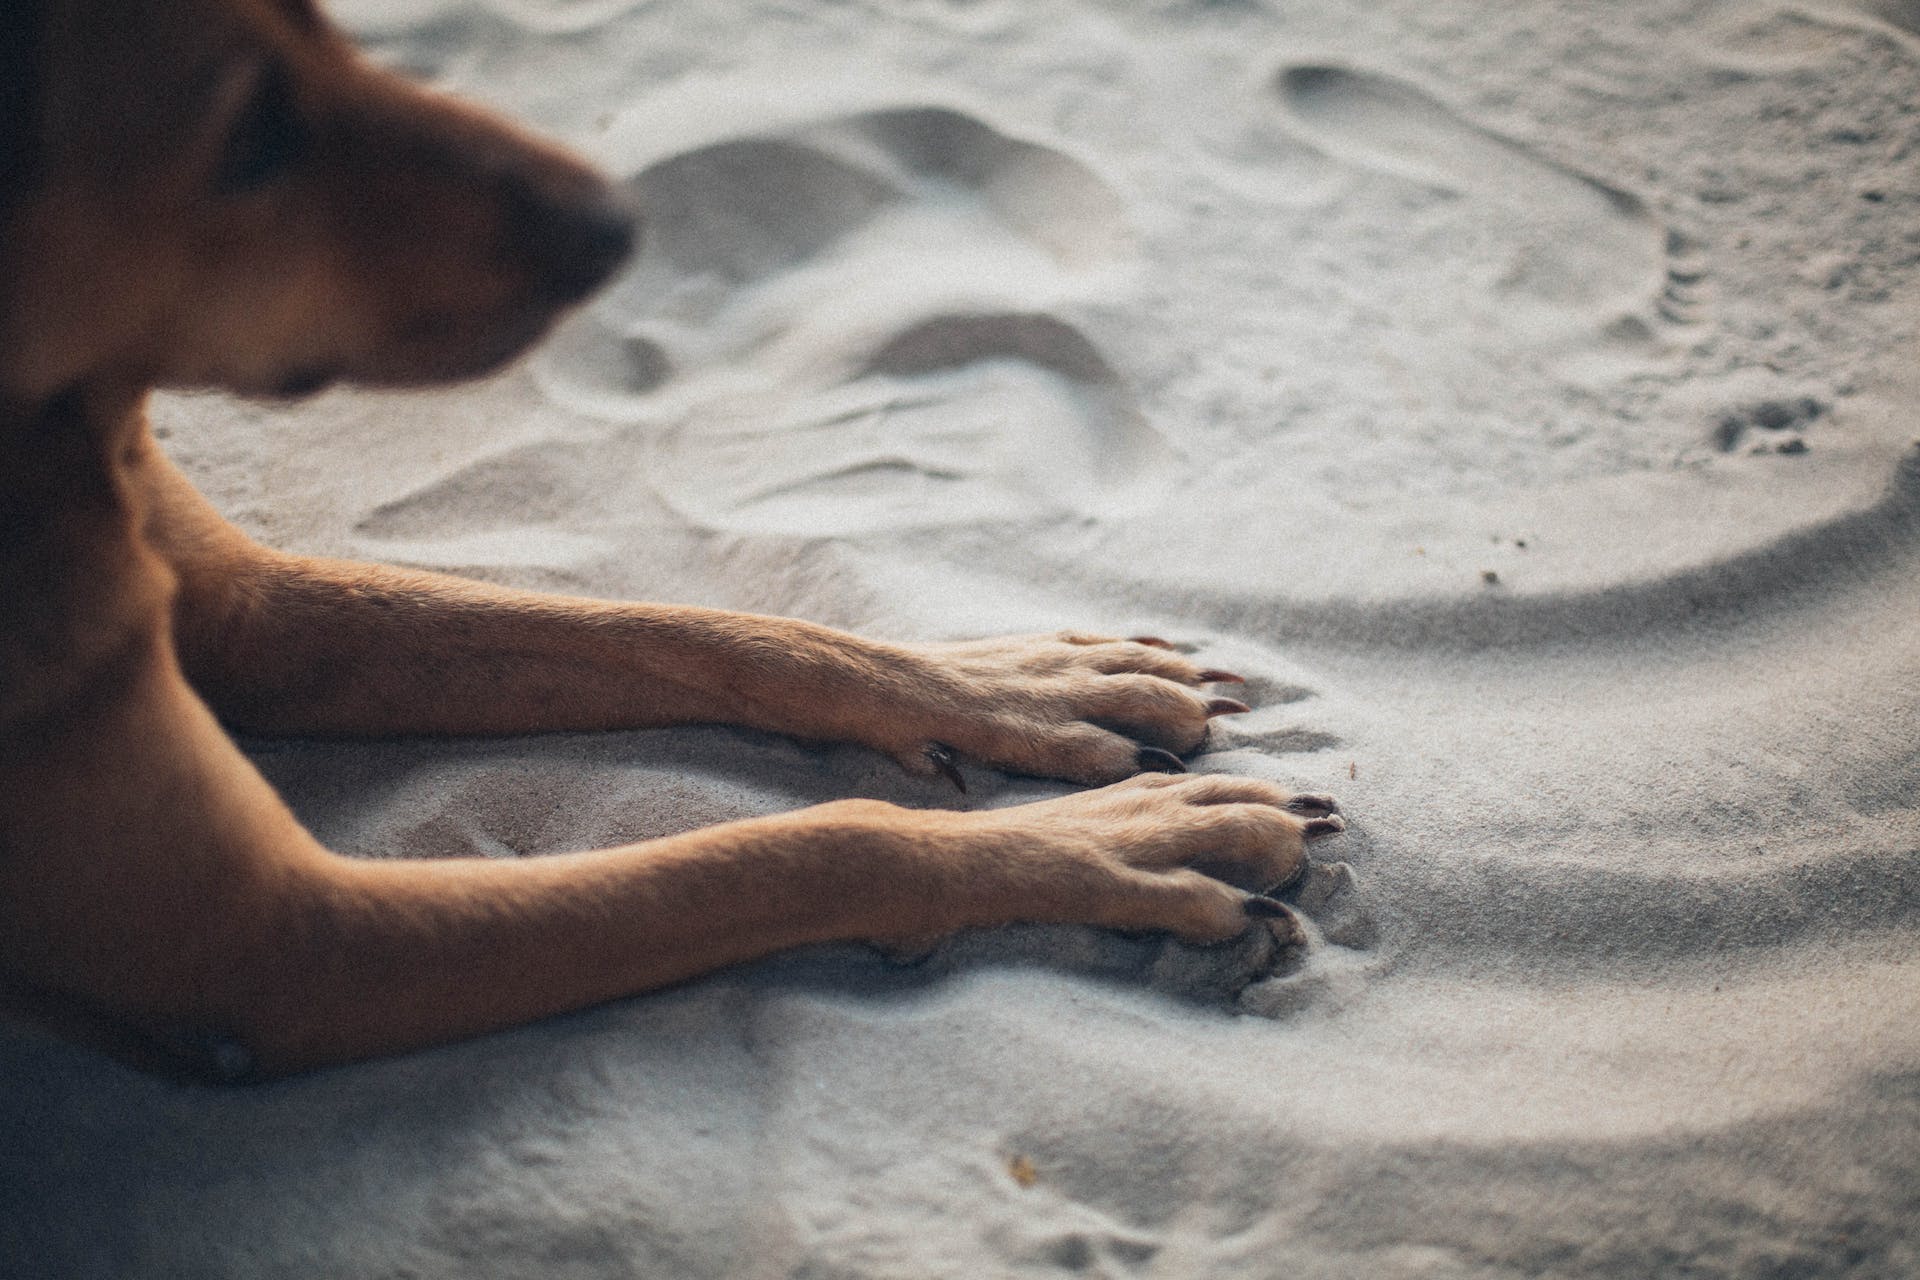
xmin=0 ymin=0 xmax=1343 ymax=1082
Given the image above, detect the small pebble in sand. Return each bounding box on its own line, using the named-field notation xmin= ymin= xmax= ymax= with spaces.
xmin=1009 ymin=1156 xmax=1039 ymax=1188
xmin=1481 ymin=569 xmax=1500 ymax=585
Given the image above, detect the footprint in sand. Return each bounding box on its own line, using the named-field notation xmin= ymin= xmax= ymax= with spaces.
xmin=528 ymin=106 xmax=1169 ymax=537
xmin=1274 ymin=64 xmax=1674 ymax=334
xmin=1712 ymin=393 xmax=1827 ymax=453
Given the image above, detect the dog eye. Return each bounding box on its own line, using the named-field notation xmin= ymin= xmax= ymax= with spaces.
xmin=217 ymin=61 xmax=309 ymax=194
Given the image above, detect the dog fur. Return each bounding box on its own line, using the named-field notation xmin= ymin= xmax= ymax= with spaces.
xmin=0 ymin=0 xmax=1342 ymax=1082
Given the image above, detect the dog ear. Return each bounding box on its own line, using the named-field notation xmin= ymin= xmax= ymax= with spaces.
xmin=0 ymin=0 xmax=44 ymax=220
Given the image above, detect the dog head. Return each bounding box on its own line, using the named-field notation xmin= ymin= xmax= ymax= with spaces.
xmin=0 ymin=0 xmax=637 ymax=404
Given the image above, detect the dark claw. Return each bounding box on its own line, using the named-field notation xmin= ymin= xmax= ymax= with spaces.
xmin=1136 ymin=747 xmax=1188 ymax=774
xmin=1303 ymin=815 xmax=1347 ymax=838
xmin=1197 ymin=669 xmax=1246 ymax=684
xmin=926 ymin=744 xmax=967 ymax=794
xmin=1269 ymin=856 xmax=1312 ymax=898
xmin=1130 ymin=635 xmax=1176 ymax=649
xmin=1205 ymin=698 xmax=1252 ymax=717
xmin=1242 ymin=895 xmax=1289 ymax=918
xmin=1284 ymin=794 xmax=1341 ymax=817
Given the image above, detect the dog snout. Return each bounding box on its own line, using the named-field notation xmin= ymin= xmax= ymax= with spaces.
xmin=507 ymin=181 xmax=641 ymax=306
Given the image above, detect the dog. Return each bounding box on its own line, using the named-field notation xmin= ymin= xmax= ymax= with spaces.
xmin=0 ymin=0 xmax=1344 ymax=1082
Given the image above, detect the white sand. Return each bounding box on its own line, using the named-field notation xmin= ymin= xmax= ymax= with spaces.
xmin=6 ymin=0 xmax=1920 ymax=1273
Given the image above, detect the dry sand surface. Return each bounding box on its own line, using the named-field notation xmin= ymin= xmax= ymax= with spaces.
xmin=6 ymin=0 xmax=1920 ymax=1274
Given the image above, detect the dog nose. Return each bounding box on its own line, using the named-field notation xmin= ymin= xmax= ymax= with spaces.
xmin=510 ymin=184 xmax=641 ymax=305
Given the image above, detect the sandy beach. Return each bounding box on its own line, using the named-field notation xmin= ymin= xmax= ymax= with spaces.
xmin=4 ymin=0 xmax=1919 ymax=1274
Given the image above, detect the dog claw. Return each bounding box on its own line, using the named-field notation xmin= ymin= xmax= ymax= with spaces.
xmin=1269 ymin=855 xmax=1312 ymax=898
xmin=1242 ymin=894 xmax=1289 ymax=918
xmin=1137 ymin=747 xmax=1188 ymax=774
xmin=1284 ymin=794 xmax=1341 ymax=817
xmin=1130 ymin=635 xmax=1176 ymax=649
xmin=1303 ymin=815 xmax=1347 ymax=838
xmin=1205 ymin=698 xmax=1252 ymax=717
xmin=926 ymin=744 xmax=967 ymax=794
xmin=1197 ymin=669 xmax=1246 ymax=685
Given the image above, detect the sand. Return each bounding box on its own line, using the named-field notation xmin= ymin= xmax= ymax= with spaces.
xmin=5 ymin=0 xmax=1919 ymax=1274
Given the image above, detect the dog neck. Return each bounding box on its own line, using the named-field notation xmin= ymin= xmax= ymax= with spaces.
xmin=0 ymin=378 xmax=150 ymax=480
xmin=0 ymin=379 xmax=176 ymax=737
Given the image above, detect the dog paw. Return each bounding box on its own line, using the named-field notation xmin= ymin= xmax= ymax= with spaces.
xmin=1147 ymin=858 xmax=1379 ymax=1016
xmin=883 ymin=631 xmax=1260 ymax=788
xmin=1148 ymin=902 xmax=1310 ymax=1005
xmin=927 ymin=772 xmax=1348 ymax=946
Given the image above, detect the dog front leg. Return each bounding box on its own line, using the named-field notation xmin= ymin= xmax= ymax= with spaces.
xmin=144 ymin=436 xmax=1251 ymax=786
xmin=140 ymin=436 xmax=929 ymax=734
xmin=0 ymin=625 xmax=1334 ymax=1080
